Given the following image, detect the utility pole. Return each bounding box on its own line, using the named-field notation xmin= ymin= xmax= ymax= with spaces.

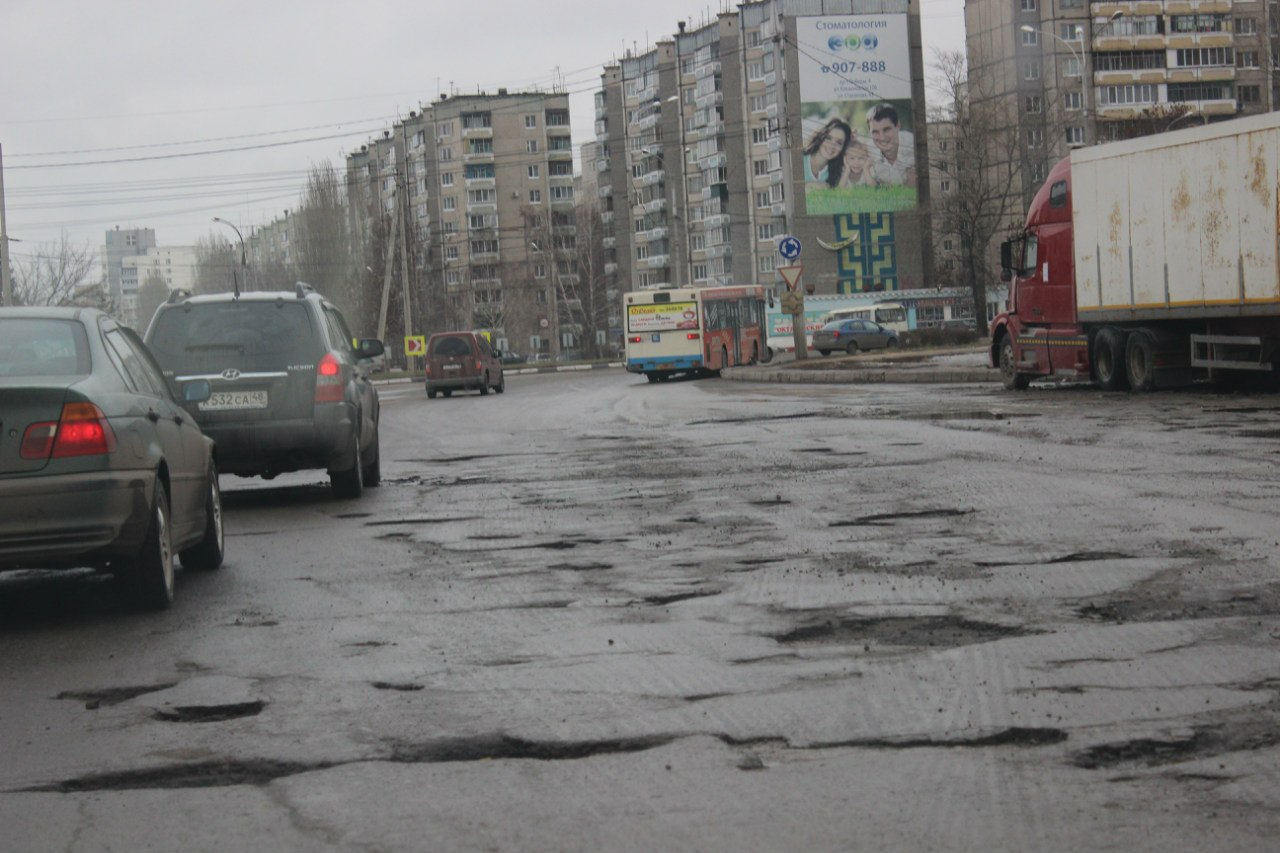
xmin=1 ymin=144 xmax=13 ymax=306
xmin=398 ymin=125 xmax=413 ymax=370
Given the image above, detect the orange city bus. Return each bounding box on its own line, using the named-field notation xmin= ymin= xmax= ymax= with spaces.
xmin=624 ymin=286 xmax=772 ymax=382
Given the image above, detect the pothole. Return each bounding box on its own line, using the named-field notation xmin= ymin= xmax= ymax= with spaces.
xmin=830 ymin=508 xmax=973 ymax=527
xmin=57 ymin=684 xmax=178 ymax=709
xmin=371 ymin=681 xmax=424 ymax=692
xmin=153 ymin=701 xmax=266 ymax=723
xmin=1075 ymin=581 xmax=1280 ymax=623
xmin=642 ymin=589 xmax=721 ymax=606
xmin=771 ymin=614 xmax=1031 ymax=648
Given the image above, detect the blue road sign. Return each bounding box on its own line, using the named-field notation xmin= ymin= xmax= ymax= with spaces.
xmin=778 ymin=236 xmax=802 ymax=261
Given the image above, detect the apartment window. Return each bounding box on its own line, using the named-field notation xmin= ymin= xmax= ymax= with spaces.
xmin=443 ymin=196 xmax=456 ymax=211
xmin=1235 ymin=17 xmax=1257 ymax=36
xmin=753 ymin=159 xmax=769 ymax=177
xmin=758 ymin=255 xmax=776 ymax=273
xmin=692 ymin=263 xmax=708 ymax=280
xmin=769 ymin=183 xmax=784 ymax=203
xmin=465 ymin=164 xmax=495 ymax=180
xmin=1064 ymin=90 xmax=1083 ymax=110
xmin=1239 ymin=85 xmax=1261 ymax=104
xmin=1110 ymin=17 xmax=1161 ymax=37
xmin=752 ymin=127 xmax=769 ymax=144
xmin=1023 ymin=61 xmax=1041 ymax=81
xmin=526 ymin=140 xmax=539 ymax=153
xmin=468 ymin=188 xmax=495 ymax=204
xmin=445 ymin=270 xmax=462 ymax=287
xmin=470 ymin=239 xmax=499 ymax=255
xmin=534 ymin=263 xmax=546 ymax=279
xmin=1020 ymin=0 xmax=1035 ymax=9
xmin=1174 ymin=48 xmax=1234 ymax=68
xmin=550 ymin=186 xmax=574 ymax=201
xmin=750 ymin=94 xmax=768 ymax=112
xmin=1171 ymin=14 xmax=1229 ymax=34
xmin=468 ymin=214 xmax=494 ymax=230
xmin=940 ymin=180 xmax=951 ymax=193
xmin=525 ymin=114 xmax=537 ymax=128
xmin=445 ymin=246 xmax=459 ymax=261
xmin=1059 ymin=23 xmax=1082 ymax=41
xmin=461 ymin=112 xmax=491 ymax=129
xmin=549 ymin=161 xmax=573 ymax=177
xmin=1065 ymin=127 xmax=1085 ymax=145
xmin=529 ymin=189 xmax=542 ymax=203
xmin=468 ymin=138 xmax=493 ymax=154
xmin=436 ymin=121 xmax=453 ymax=137
xmin=1063 ymin=56 xmax=1080 ymax=77
xmin=548 ymin=136 xmax=572 ymax=151
xmin=545 ymin=109 xmax=570 ymax=127
xmin=1021 ymin=29 xmax=1040 ymax=46
xmin=1026 ymin=128 xmax=1043 ymax=148
xmin=1096 ymin=84 xmax=1157 ymax=105
xmin=441 ymin=221 xmax=457 ymax=235
xmin=747 ymin=61 xmax=764 ymax=80
xmin=1237 ymin=51 xmax=1260 ymax=69
xmin=1025 ymin=95 xmax=1043 ymax=114
xmin=1168 ymin=82 xmax=1232 ymax=102
xmin=527 ymin=165 xmax=540 ymax=179
xmin=1094 ymin=51 xmax=1165 ymax=72
xmin=755 ymin=191 xmax=770 ymax=208
xmin=439 ymin=147 xmax=453 ymax=161
xmin=757 ymin=223 xmax=775 ymax=241
xmin=690 ymin=233 xmax=705 ymax=251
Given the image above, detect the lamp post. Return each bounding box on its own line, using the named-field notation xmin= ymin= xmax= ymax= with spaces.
xmin=212 ymin=216 xmax=246 ymax=296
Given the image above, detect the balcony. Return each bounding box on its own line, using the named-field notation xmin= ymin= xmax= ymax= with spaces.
xmin=463 ymin=150 xmax=494 ymax=164
xmin=642 ymin=197 xmax=667 ymax=214
xmin=596 ymin=158 xmax=611 ymax=172
xmin=547 ymin=148 xmax=574 ymax=160
xmin=698 ymin=152 xmax=727 ymax=170
xmin=644 ymin=254 xmax=671 ymax=269
xmin=636 ymin=168 xmax=665 ymax=188
xmin=601 ymin=211 xmax=614 ymax=224
xmin=604 ymin=262 xmax=619 ymax=274
xmin=706 ymin=245 xmax=731 ymax=260
xmin=466 ymin=202 xmax=497 ymax=214
xmin=1166 ymin=66 xmax=1236 ymax=84
xmin=636 ymin=226 xmax=669 ymax=243
xmin=464 ymin=176 xmax=496 ymax=189
xmin=602 ymin=236 xmax=616 ymax=249
xmin=462 ymin=125 xmax=493 ymax=139
xmin=695 ymin=90 xmax=723 ymax=110
xmin=770 ymin=202 xmax=786 ymax=217
xmin=695 ymin=60 xmax=721 ymax=79
xmin=598 ymin=184 xmax=613 ymax=198
xmin=630 ymin=112 xmax=659 ymax=132
xmin=702 ymin=213 xmax=730 ymax=229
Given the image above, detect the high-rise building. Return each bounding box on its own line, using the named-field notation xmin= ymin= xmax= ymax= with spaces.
xmin=347 ymin=90 xmax=579 ymax=360
xmin=966 ymin=0 xmax=1278 ymax=200
xmin=596 ymin=1 xmax=942 ymax=312
xmin=102 ymin=226 xmax=156 ymax=321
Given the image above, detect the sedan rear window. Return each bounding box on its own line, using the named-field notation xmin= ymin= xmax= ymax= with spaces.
xmin=0 ymin=318 xmax=90 ymax=376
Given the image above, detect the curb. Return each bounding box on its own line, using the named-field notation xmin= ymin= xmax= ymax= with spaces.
xmin=723 ymin=365 xmax=1001 ymax=384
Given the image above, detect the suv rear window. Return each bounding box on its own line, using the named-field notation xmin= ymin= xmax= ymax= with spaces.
xmin=431 ymin=336 xmax=472 ymax=358
xmin=149 ymin=302 xmax=317 ymax=370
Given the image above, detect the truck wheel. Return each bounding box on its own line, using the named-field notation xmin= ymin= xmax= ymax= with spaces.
xmin=1125 ymin=329 xmax=1157 ymax=392
xmin=1093 ymin=327 xmax=1130 ymax=391
xmin=999 ymin=336 xmax=1030 ymax=390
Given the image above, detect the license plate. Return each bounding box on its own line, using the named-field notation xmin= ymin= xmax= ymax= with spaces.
xmin=443 ymin=364 xmax=461 ymax=371
xmin=200 ymin=390 xmax=269 ymax=411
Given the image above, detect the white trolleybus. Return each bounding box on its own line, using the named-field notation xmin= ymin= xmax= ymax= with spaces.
xmin=624 ymin=286 xmax=772 ymax=382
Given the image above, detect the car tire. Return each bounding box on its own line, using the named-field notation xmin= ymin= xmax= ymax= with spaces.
xmin=179 ymin=470 xmax=224 ymax=571
xmin=817 ymin=349 xmax=830 ymax=356
xmin=427 ymin=387 xmax=437 ymax=399
xmin=885 ymin=338 xmax=899 ymax=349
xmin=495 ymin=372 xmax=505 ymax=393
xmin=362 ymin=426 xmax=382 ymax=487
xmin=331 ymin=432 xmax=364 ymax=499
xmin=442 ymin=389 xmax=452 ymax=398
xmin=130 ymin=480 xmax=175 ymax=610
xmin=479 ymin=373 xmax=490 ymax=395
xmin=845 ymin=341 xmax=859 ymax=355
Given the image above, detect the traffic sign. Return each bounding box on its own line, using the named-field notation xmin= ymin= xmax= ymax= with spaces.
xmin=405 ymin=335 xmax=426 ymax=356
xmin=778 ymin=264 xmax=803 ymax=292
xmin=778 ymin=236 xmax=802 ymax=261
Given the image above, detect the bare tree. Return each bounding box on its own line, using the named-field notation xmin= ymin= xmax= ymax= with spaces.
xmin=192 ymin=236 xmax=242 ymax=295
xmin=296 ymin=161 xmax=369 ymax=326
xmin=135 ymin=270 xmax=170 ymax=333
xmin=10 ymin=233 xmax=97 ymax=307
xmin=928 ymin=49 xmax=1031 ymax=336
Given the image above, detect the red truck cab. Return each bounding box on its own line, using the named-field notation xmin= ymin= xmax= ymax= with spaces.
xmin=989 ymin=157 xmax=1092 ymax=389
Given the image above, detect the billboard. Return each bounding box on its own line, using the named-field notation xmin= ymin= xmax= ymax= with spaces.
xmin=627 ymin=301 xmax=698 ymax=333
xmin=797 ymin=14 xmax=915 ymax=216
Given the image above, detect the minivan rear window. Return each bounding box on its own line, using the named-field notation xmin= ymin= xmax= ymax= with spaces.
xmin=149 ymin=302 xmax=316 ymax=368
xmin=431 ymin=336 xmax=472 ymax=358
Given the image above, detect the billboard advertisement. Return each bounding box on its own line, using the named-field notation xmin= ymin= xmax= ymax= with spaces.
xmin=797 ymin=14 xmax=915 ymax=216
xmin=627 ymin=301 xmax=698 ymax=333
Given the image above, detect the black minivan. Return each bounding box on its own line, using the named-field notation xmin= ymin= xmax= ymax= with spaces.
xmin=145 ymin=283 xmax=385 ymax=498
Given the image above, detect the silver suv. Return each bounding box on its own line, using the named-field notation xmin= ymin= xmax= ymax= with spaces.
xmin=145 ymin=283 xmax=385 ymax=498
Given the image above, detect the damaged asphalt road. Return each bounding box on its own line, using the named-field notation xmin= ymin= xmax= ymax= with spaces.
xmin=2 ymin=369 xmax=1278 ymax=850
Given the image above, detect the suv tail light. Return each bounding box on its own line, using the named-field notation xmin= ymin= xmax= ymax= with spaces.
xmin=314 ymin=353 xmax=345 ymax=403
xmin=21 ymin=402 xmax=117 ymax=459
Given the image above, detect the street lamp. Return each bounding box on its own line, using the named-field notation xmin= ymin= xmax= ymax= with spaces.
xmin=212 ymin=216 xmax=246 ymax=297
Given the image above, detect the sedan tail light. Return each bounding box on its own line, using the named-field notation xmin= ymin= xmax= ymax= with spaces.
xmin=21 ymin=402 xmax=118 ymax=459
xmin=314 ymin=353 xmax=345 ymax=403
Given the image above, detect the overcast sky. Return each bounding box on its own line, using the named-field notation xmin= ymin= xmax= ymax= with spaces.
xmin=1 ymin=0 xmax=965 ymax=261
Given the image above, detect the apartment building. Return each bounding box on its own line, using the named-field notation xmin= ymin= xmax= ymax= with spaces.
xmin=346 ymin=90 xmax=579 ymax=360
xmin=596 ymin=0 xmax=937 ymax=307
xmin=966 ymin=0 xmax=1278 ymax=197
xmin=101 ymin=226 xmax=156 ymax=320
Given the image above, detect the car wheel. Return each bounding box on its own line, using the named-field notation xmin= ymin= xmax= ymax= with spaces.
xmin=361 ymin=426 xmax=382 ymax=487
xmin=495 ymin=372 xmax=505 ymax=393
xmin=427 ymin=387 xmax=437 ymax=399
xmin=845 ymin=341 xmax=859 ymax=355
xmin=179 ymin=469 xmax=224 ymax=571
xmin=442 ymin=389 xmax=452 ymax=398
xmin=479 ymin=373 xmax=490 ymax=395
xmin=817 ymin=349 xmax=830 ymax=357
xmin=885 ymin=338 xmax=899 ymax=349
xmin=331 ymin=432 xmax=364 ymax=499
xmin=130 ymin=480 xmax=175 ymax=610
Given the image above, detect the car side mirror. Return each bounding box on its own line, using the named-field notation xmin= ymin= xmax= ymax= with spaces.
xmin=182 ymin=378 xmax=211 ymax=404
xmin=1000 ymin=268 xmax=1013 ymax=282
xmin=356 ymin=338 xmax=385 ymax=358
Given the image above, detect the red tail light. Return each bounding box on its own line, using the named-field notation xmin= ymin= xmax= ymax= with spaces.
xmin=314 ymin=353 xmax=344 ymax=403
xmin=628 ymin=336 xmax=642 ymax=343
xmin=21 ymin=402 xmax=117 ymax=459
xmin=686 ymin=332 xmax=700 ymax=340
